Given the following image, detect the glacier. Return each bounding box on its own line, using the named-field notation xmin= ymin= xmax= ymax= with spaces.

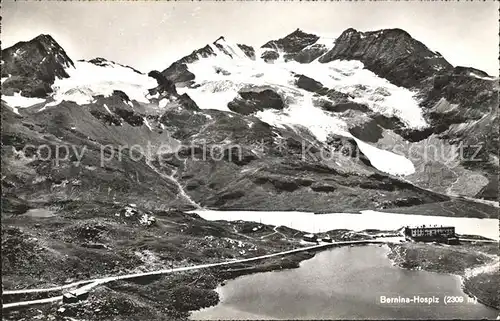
xmin=175 ymin=37 xmax=423 ymax=175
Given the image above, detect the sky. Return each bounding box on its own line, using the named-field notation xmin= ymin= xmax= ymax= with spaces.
xmin=2 ymin=1 xmax=499 ymax=76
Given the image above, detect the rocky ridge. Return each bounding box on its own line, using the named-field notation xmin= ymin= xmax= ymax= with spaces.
xmin=1 ymin=28 xmax=498 ymax=215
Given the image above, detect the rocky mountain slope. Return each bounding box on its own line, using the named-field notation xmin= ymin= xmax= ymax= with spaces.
xmin=1 ymin=28 xmax=498 ymax=217
xmin=2 ymin=35 xmax=75 ymax=98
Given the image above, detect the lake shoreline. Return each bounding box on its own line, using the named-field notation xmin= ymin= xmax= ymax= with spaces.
xmin=185 ymin=210 xmax=498 ymax=319
xmin=386 ymin=242 xmax=500 ymax=311
xmin=188 ymin=243 xmax=371 ymax=319
xmin=191 ymin=210 xmax=499 ymax=241
xmin=190 ymin=243 xmax=498 ymax=320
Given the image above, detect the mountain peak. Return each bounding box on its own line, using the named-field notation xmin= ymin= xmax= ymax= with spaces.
xmin=2 ymin=34 xmax=75 ymax=98
xmin=81 ymin=57 xmax=143 ymax=74
xmin=374 ymin=28 xmax=411 ymax=37
xmin=337 ymin=28 xmax=412 ymax=42
xmin=85 ymin=57 xmax=112 ymax=66
xmin=261 ymin=29 xmax=319 ymax=53
xmin=7 ymin=34 xmax=73 ymax=66
xmin=289 ymin=28 xmax=311 ymax=36
xmin=214 ymin=36 xmax=226 ymax=43
xmin=33 ymin=33 xmax=58 ymax=43
xmin=343 ymin=27 xmax=357 ymax=34
xmin=319 ymin=27 xmax=453 ymax=88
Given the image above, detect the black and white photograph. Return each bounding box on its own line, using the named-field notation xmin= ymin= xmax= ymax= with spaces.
xmin=1 ymin=0 xmax=499 ymax=320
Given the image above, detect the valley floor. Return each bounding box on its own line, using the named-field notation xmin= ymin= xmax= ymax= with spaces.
xmin=1 ymin=200 xmax=343 ymax=320
xmin=1 ymin=201 xmax=498 ymax=320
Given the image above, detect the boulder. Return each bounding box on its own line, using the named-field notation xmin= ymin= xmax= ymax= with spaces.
xmin=260 ymin=50 xmax=280 ymax=63
xmin=228 ymin=88 xmax=284 ymax=115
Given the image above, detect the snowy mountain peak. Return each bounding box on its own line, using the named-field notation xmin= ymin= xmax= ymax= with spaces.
xmin=210 ymin=36 xmax=250 ymax=60
xmin=85 ymin=57 xmax=120 ymax=67
xmin=2 ymin=27 xmax=498 ymax=215
xmin=258 ymin=29 xmax=335 ymax=63
xmin=2 ymin=35 xmax=158 ymax=110
xmin=46 ymin=59 xmax=157 ymax=106
xmin=82 ymin=57 xmax=144 ymax=75
xmin=262 ymin=29 xmax=320 ymax=53
xmin=162 ymin=29 xmax=433 ymax=170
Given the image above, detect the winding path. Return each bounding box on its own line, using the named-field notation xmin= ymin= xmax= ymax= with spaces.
xmin=3 ymin=239 xmax=383 ymax=309
xmin=261 ymin=226 xmax=288 ymax=240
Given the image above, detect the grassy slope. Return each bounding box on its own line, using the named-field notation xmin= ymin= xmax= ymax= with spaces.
xmin=1 ymin=200 xmax=330 ymax=320
xmin=463 ymin=271 xmax=500 ymax=310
